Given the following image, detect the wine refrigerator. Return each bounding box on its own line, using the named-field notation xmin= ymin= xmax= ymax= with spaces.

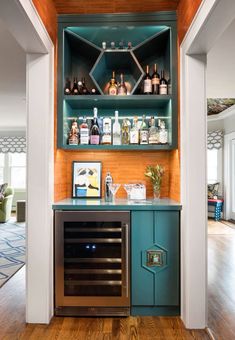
xmin=54 ymin=210 xmax=130 ymax=316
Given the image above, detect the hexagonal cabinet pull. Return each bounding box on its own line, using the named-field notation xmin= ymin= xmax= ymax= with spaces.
xmin=146 ymin=250 xmax=164 ymax=267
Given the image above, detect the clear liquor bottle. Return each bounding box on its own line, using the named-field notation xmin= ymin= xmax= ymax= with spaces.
xmin=80 ymin=117 xmax=89 ymax=145
xmin=102 ymin=117 xmax=112 ymax=144
xmin=90 ymin=107 xmax=100 ymax=145
xmin=121 ymin=118 xmax=130 ymax=145
xmin=148 ymin=116 xmax=159 ymax=144
xmin=139 ymin=115 xmax=149 ymax=144
xmin=112 ymin=110 xmax=121 ymax=145
xmin=130 ymin=116 xmax=139 ymax=144
xmin=159 ymin=120 xmax=168 ymax=144
xmin=118 ymin=73 xmax=127 ymax=95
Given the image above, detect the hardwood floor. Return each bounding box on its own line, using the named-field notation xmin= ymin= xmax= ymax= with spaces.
xmin=208 ymin=223 xmax=235 ymax=340
xmin=0 ymin=267 xmax=210 ymax=340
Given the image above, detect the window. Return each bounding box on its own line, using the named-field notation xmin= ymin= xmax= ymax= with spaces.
xmin=207 ymin=149 xmax=218 ymax=183
xmin=9 ymin=153 xmax=26 ymax=189
xmin=0 ymin=153 xmax=26 ymax=189
xmin=0 ymin=153 xmax=4 ymax=183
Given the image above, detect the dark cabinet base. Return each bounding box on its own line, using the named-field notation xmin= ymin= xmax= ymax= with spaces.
xmin=55 ymin=306 xmax=130 ymax=317
xmin=131 ymin=306 xmax=180 ymax=316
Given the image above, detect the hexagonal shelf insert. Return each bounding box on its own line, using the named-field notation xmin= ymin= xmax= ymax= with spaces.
xmin=90 ymin=50 xmax=144 ymax=95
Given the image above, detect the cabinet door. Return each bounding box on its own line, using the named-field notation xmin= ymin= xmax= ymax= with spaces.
xmin=131 ymin=210 xmax=179 ymax=307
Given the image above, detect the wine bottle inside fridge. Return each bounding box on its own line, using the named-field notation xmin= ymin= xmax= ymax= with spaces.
xmin=151 ymin=64 xmax=160 ymax=94
xmin=159 ymin=71 xmax=168 ymax=95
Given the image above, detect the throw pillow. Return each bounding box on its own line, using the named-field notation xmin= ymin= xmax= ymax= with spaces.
xmin=0 ymin=183 xmax=8 ymax=202
xmin=208 ymin=183 xmax=219 ymax=199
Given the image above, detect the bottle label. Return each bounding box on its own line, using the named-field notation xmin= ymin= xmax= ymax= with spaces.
xmin=113 ymin=134 xmax=121 ymax=145
xmin=65 ymin=88 xmax=70 ymax=93
xmin=130 ymin=131 xmax=139 ymax=144
xmin=140 ymin=131 xmax=148 ymax=144
xmin=102 ymin=134 xmax=112 ymax=144
xmin=118 ymin=87 xmax=127 ymax=95
xmin=69 ymin=136 xmax=78 ymax=145
xmin=144 ymin=79 xmax=152 ymax=93
xmin=90 ymin=135 xmax=100 ymax=145
xmin=152 ymin=78 xmax=160 ymax=85
xmin=159 ymin=84 xmax=167 ymax=95
xmin=80 ymin=128 xmax=89 ymax=144
xmin=109 ymin=87 xmax=117 ymax=95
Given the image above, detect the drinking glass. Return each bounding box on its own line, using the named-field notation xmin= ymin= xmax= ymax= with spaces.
xmin=123 ymin=184 xmax=133 ymax=201
xmin=108 ymin=183 xmax=121 ymax=201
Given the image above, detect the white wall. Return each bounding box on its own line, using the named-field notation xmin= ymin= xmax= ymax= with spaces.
xmin=0 ymin=19 xmax=26 ymax=130
xmin=207 ymin=18 xmax=235 ymax=98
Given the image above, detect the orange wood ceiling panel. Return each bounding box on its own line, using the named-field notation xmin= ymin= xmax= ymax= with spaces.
xmin=177 ymin=0 xmax=203 ymax=43
xmin=52 ymin=0 xmax=180 ymax=14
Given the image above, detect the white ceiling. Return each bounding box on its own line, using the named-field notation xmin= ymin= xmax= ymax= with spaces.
xmin=0 ymin=19 xmax=26 ymax=131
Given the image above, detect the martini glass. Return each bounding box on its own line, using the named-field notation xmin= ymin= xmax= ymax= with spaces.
xmin=108 ymin=183 xmax=121 ymax=202
xmin=123 ymin=184 xmax=133 ymax=201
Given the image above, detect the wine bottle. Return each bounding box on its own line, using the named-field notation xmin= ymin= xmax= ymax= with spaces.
xmin=130 ymin=116 xmax=139 ymax=144
xmin=118 ymin=73 xmax=127 ymax=95
xmin=143 ymin=65 xmax=152 ymax=94
xmin=71 ymin=77 xmax=79 ymax=95
xmin=159 ymin=70 xmax=168 ymax=95
xmin=80 ymin=77 xmax=90 ymax=95
xmin=112 ymin=110 xmax=121 ymax=145
xmin=90 ymin=107 xmax=100 ymax=145
xmin=64 ymin=78 xmax=71 ymax=95
xmin=80 ymin=117 xmax=89 ymax=145
xmin=151 ymin=64 xmax=160 ymax=94
xmin=108 ymin=71 xmax=118 ymax=95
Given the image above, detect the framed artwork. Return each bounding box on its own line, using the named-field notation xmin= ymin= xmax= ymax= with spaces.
xmin=72 ymin=161 xmax=102 ymax=198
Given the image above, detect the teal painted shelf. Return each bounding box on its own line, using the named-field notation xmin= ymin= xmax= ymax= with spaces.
xmin=57 ymin=13 xmax=178 ymax=151
xmin=63 ymin=144 xmax=172 ymax=151
xmin=63 ymin=95 xmax=171 ymax=110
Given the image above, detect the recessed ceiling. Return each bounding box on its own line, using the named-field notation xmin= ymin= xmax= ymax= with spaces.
xmin=52 ymin=0 xmax=180 ymax=14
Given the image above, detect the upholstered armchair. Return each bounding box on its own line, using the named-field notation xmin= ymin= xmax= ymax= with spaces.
xmin=0 ymin=187 xmax=14 ymax=223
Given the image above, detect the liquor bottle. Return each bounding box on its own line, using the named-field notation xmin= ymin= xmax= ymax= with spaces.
xmin=151 ymin=64 xmax=160 ymax=94
xmin=64 ymin=78 xmax=71 ymax=95
xmin=108 ymin=71 xmax=118 ymax=95
xmin=71 ymin=77 xmax=79 ymax=95
xmin=121 ymin=119 xmax=130 ymax=145
xmin=80 ymin=117 xmax=89 ymax=145
xmin=159 ymin=120 xmax=168 ymax=144
xmin=159 ymin=70 xmax=168 ymax=95
xmin=90 ymin=107 xmax=100 ymax=145
xmin=127 ymin=42 xmax=132 ymax=49
xmin=130 ymin=116 xmax=139 ymax=144
xmin=119 ymin=40 xmax=124 ymax=49
xmin=111 ymin=42 xmax=115 ymax=49
xmin=80 ymin=77 xmax=90 ymax=95
xmin=143 ymin=65 xmax=152 ymax=94
xmin=104 ymin=172 xmax=113 ymax=202
xmin=112 ymin=110 xmax=121 ymax=145
xmin=118 ymin=73 xmax=127 ymax=95
xmin=102 ymin=117 xmax=112 ymax=144
xmin=148 ymin=116 xmax=159 ymax=144
xmin=68 ymin=119 xmax=79 ymax=145
xmin=139 ymin=115 xmax=149 ymax=144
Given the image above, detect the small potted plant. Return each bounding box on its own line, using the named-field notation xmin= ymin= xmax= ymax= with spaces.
xmin=145 ymin=164 xmax=164 ymax=200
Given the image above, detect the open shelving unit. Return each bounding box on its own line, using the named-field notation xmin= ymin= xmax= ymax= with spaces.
xmin=57 ymin=12 xmax=177 ymax=150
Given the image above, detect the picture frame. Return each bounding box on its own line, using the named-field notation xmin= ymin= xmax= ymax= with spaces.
xmin=72 ymin=161 xmax=102 ymax=198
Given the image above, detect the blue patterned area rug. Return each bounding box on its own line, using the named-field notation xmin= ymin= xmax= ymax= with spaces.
xmin=0 ymin=218 xmax=25 ymax=288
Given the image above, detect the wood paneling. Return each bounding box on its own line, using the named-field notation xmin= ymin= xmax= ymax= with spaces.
xmin=177 ymin=0 xmax=203 ymax=43
xmin=32 ymin=0 xmax=57 ymax=45
xmin=66 ymin=151 xmax=170 ymax=199
xmin=0 ymin=267 xmax=210 ymax=339
xmin=52 ymin=0 xmax=180 ymax=14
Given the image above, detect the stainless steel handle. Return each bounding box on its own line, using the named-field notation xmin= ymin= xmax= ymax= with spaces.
xmin=122 ymin=223 xmax=129 ymax=298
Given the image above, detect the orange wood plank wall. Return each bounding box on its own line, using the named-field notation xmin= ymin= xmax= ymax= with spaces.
xmin=32 ymin=0 xmax=202 ymax=202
